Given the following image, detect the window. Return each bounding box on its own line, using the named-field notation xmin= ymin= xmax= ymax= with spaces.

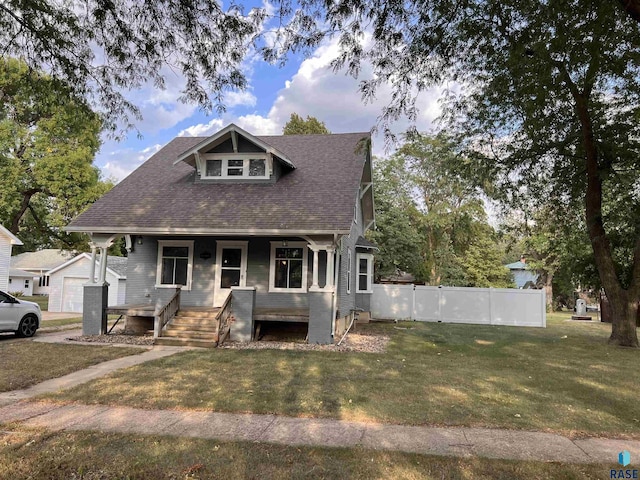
xmin=356 ymin=253 xmax=374 ymax=293
xmin=8 ymin=278 xmax=11 ymax=284
xmin=39 ymin=275 xmax=49 ymax=287
xmin=156 ymin=240 xmax=194 ymax=290
xmin=346 ymin=248 xmax=352 ymax=294
xmin=269 ymin=242 xmax=308 ymax=292
xmin=203 ymin=156 xmax=268 ymax=179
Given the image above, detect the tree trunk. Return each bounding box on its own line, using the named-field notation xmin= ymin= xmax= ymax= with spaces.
xmin=574 ymin=95 xmax=639 ymax=347
xmin=544 ymin=273 xmax=554 ymax=312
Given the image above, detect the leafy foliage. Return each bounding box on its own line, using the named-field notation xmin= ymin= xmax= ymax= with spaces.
xmin=282 ymin=113 xmax=331 ymax=135
xmin=0 ymin=0 xmax=266 ymax=134
xmin=371 ymin=135 xmax=512 ymax=288
xmin=0 ymin=58 xmax=111 ymax=252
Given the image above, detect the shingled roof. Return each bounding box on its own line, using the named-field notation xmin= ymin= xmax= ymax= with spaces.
xmin=68 ymin=132 xmax=370 ymax=235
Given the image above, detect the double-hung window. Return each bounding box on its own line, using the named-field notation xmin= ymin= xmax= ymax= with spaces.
xmin=356 ymin=253 xmax=374 ymax=293
xmin=156 ymin=240 xmax=194 ymax=290
xmin=269 ymin=242 xmax=308 ymax=292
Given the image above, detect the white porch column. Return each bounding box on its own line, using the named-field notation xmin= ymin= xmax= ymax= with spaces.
xmin=99 ymin=247 xmax=108 ymax=283
xmin=326 ymin=246 xmax=335 ymax=289
xmin=88 ymin=243 xmax=97 ymax=284
xmin=310 ymin=246 xmax=320 ymax=289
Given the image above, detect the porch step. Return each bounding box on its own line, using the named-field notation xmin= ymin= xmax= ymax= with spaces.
xmin=154 ymin=337 xmax=219 ymax=348
xmin=175 ymin=309 xmax=219 ymax=319
xmin=170 ymin=317 xmax=219 ymax=327
xmin=162 ymin=329 xmax=220 ymax=341
xmin=165 ymin=323 xmax=218 ymax=333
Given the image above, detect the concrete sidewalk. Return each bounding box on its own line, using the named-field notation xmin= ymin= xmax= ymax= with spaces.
xmin=0 ymin=401 xmax=639 ymax=464
xmin=0 ymin=346 xmax=184 ymax=407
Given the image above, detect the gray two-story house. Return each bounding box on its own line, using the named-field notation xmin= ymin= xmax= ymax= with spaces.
xmin=67 ymin=124 xmax=376 ymax=345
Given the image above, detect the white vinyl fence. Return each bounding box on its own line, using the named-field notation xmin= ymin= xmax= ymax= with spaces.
xmin=371 ymin=284 xmax=546 ymax=327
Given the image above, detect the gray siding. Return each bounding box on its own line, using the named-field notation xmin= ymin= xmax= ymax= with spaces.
xmin=337 ymin=193 xmax=364 ymax=317
xmin=125 ymin=236 xmax=327 ymax=309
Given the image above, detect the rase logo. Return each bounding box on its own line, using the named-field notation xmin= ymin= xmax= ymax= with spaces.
xmin=611 ymin=451 xmax=638 ymax=479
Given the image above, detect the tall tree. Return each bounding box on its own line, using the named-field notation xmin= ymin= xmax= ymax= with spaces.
xmin=0 ymin=58 xmax=111 ymax=252
xmin=0 ymin=1 xmax=265 ymax=134
xmin=282 ymin=113 xmax=331 ymax=135
xmin=275 ymin=1 xmax=640 ymax=346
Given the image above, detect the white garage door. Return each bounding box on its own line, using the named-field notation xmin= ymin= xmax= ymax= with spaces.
xmin=62 ymin=277 xmax=87 ymax=313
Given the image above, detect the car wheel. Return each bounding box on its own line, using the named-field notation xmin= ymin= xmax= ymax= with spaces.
xmin=16 ymin=314 xmax=38 ymax=338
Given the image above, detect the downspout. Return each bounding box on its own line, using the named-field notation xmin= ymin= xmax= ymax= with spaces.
xmin=331 ymin=237 xmax=342 ymax=339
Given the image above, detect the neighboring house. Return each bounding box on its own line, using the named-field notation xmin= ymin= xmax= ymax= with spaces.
xmin=8 ymin=268 xmax=34 ymax=296
xmin=10 ymin=249 xmax=75 ymax=295
xmin=505 ymin=256 xmax=539 ymax=289
xmin=0 ymin=225 xmax=23 ymax=291
xmin=65 ymin=124 xmax=376 ymax=344
xmin=48 ymin=254 xmax=127 ymax=313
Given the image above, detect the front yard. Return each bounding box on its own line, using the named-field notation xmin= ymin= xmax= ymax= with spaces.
xmin=42 ymin=314 xmax=640 ymax=438
xmin=0 ymin=426 xmax=615 ymax=479
xmin=0 ymin=343 xmax=143 ymax=392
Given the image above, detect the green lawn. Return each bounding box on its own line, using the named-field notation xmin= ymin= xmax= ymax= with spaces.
xmin=43 ymin=315 xmax=640 ymax=438
xmin=19 ymin=296 xmax=48 ymax=311
xmin=0 ymin=343 xmax=143 ymax=392
xmin=0 ymin=426 xmax=616 ymax=480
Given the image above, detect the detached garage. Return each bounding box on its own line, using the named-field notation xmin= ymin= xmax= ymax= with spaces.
xmin=48 ymin=254 xmax=127 ymax=313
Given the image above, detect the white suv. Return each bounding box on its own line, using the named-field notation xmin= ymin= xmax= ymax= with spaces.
xmin=0 ymin=291 xmax=41 ymax=337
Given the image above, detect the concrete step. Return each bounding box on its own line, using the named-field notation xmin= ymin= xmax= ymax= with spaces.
xmin=154 ymin=337 xmax=219 ymax=348
xmin=163 ymin=330 xmax=219 ymax=341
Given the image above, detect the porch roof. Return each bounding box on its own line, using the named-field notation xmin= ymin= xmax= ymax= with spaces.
xmin=67 ymin=132 xmax=370 ymax=235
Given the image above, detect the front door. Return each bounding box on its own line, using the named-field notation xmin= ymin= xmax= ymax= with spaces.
xmin=214 ymin=241 xmax=248 ymax=307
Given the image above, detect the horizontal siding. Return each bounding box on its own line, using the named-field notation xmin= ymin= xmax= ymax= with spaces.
xmin=49 ymin=256 xmax=122 ymax=312
xmin=0 ymin=238 xmax=11 ymax=292
xmin=125 ymin=236 xmax=330 ymax=309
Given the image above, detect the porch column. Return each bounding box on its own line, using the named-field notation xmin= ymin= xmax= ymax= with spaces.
xmin=99 ymin=247 xmax=109 ymax=283
xmin=326 ymin=246 xmax=335 ymax=289
xmin=88 ymin=243 xmax=97 ymax=284
xmin=310 ymin=245 xmax=320 ymax=290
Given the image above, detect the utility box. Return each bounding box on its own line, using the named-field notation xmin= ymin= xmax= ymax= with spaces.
xmin=575 ymin=299 xmax=587 ymax=316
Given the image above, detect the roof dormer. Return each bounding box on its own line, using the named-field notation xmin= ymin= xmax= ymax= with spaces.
xmin=174 ymin=124 xmax=295 ymax=182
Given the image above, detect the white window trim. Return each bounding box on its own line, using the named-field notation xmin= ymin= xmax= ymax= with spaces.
xmin=201 ymin=153 xmax=271 ymax=180
xmin=346 ymin=248 xmax=352 ymax=294
xmin=155 ymin=240 xmax=194 ymax=290
xmin=269 ymin=241 xmax=308 ymax=293
xmin=356 ymin=253 xmax=374 ymax=293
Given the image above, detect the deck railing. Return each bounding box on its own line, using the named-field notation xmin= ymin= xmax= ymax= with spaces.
xmin=215 ymin=291 xmax=234 ymax=345
xmin=153 ymin=288 xmax=181 ymax=338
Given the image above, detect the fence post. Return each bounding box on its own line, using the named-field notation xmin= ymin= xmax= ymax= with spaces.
xmin=410 ymin=284 xmax=416 ymax=321
xmin=489 ymin=288 xmax=494 ymax=325
xmin=437 ymin=286 xmax=443 ymax=322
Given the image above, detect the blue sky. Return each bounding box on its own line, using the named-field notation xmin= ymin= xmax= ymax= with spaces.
xmin=96 ymin=11 xmax=443 ymax=182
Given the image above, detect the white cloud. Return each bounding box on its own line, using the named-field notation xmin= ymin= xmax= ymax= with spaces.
xmin=225 ymin=90 xmax=257 ymax=108
xmin=233 ymin=114 xmax=280 ymax=134
xmin=100 ymin=143 xmax=162 ymax=182
xmin=178 ymin=118 xmax=225 ymax=137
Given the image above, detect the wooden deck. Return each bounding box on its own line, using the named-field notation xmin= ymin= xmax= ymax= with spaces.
xmin=253 ymin=308 xmax=309 ymax=323
xmin=107 ymin=304 xmax=156 ymax=317
xmin=107 ymin=304 xmax=308 ymax=322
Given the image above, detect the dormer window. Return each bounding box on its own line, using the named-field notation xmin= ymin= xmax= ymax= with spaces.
xmin=202 ymin=155 xmax=269 ymax=180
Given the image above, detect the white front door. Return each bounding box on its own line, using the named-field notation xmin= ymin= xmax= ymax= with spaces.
xmin=214 ymin=241 xmax=248 ymax=307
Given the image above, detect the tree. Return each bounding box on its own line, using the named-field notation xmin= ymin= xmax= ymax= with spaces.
xmin=0 ymin=0 xmax=265 ymax=134
xmin=0 ymin=58 xmax=112 ymax=252
xmin=282 ymin=113 xmax=331 ymax=135
xmin=371 ymin=134 xmax=512 ymax=288
xmin=276 ymin=1 xmax=640 ymax=346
